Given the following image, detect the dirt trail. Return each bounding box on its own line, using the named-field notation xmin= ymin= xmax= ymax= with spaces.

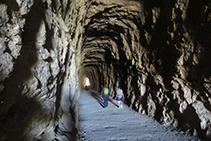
xmin=78 ymin=90 xmax=199 ymax=141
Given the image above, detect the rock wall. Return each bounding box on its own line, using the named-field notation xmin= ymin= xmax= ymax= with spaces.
xmin=80 ymin=0 xmax=211 ymax=140
xmin=0 ymin=0 xmax=84 ymax=140
xmin=0 ymin=0 xmax=210 ymax=140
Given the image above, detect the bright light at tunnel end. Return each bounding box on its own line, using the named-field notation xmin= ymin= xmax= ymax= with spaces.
xmin=84 ymin=77 xmax=90 ymax=86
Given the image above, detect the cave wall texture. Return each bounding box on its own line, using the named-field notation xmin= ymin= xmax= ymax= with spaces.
xmin=0 ymin=0 xmax=86 ymax=140
xmin=0 ymin=0 xmax=211 ymax=140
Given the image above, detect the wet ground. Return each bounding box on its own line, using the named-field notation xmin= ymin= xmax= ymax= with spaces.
xmin=78 ymin=90 xmax=199 ymax=141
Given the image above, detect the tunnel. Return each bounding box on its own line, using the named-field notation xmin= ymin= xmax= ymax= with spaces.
xmin=0 ymin=0 xmax=211 ymax=140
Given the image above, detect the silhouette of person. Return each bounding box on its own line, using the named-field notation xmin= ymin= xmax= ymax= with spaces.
xmin=116 ymin=86 xmax=125 ymax=108
xmin=101 ymin=84 xmax=111 ymax=108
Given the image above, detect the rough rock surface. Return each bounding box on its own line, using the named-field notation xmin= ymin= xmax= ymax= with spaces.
xmin=0 ymin=0 xmax=210 ymax=140
xmin=0 ymin=0 xmax=82 ymax=140
xmin=80 ymin=0 xmax=211 ymax=140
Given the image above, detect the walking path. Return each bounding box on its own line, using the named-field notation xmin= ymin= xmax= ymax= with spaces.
xmin=78 ymin=90 xmax=199 ymax=141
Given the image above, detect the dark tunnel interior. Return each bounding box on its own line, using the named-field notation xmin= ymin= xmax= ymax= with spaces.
xmin=0 ymin=0 xmax=210 ymax=140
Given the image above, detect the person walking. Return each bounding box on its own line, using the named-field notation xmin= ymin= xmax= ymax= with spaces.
xmin=101 ymin=84 xmax=111 ymax=108
xmin=116 ymin=86 xmax=125 ymax=108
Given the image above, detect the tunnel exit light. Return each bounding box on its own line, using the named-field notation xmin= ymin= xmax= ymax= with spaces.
xmin=84 ymin=77 xmax=90 ymax=86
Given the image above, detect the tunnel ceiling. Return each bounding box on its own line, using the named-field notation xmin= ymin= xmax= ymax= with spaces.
xmin=82 ymin=0 xmax=143 ymax=65
xmin=79 ymin=0 xmax=211 ymax=91
xmin=80 ymin=0 xmax=146 ymax=88
xmin=0 ymin=0 xmax=211 ymax=140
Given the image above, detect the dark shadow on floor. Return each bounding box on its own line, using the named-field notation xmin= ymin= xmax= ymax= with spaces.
xmin=108 ymin=98 xmax=119 ymax=108
xmin=89 ymin=90 xmax=119 ymax=108
xmin=89 ymin=90 xmax=104 ymax=108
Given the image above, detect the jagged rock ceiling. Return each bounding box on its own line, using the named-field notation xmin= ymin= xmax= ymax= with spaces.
xmin=80 ymin=0 xmax=145 ymax=89
xmin=0 ymin=0 xmax=210 ymax=140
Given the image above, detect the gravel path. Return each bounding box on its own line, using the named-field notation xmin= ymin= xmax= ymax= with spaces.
xmin=78 ymin=90 xmax=199 ymax=141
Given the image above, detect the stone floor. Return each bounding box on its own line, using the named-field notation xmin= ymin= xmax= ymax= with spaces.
xmin=78 ymin=90 xmax=199 ymax=141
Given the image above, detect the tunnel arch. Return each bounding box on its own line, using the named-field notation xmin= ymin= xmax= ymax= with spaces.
xmin=77 ymin=1 xmax=211 ymax=140
xmin=83 ymin=77 xmax=90 ymax=87
xmin=0 ymin=0 xmax=210 ymax=140
xmin=78 ymin=0 xmax=144 ymax=96
xmin=79 ymin=65 xmax=101 ymax=91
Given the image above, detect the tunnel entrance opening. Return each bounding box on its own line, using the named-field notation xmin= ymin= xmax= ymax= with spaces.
xmin=83 ymin=77 xmax=90 ymax=90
